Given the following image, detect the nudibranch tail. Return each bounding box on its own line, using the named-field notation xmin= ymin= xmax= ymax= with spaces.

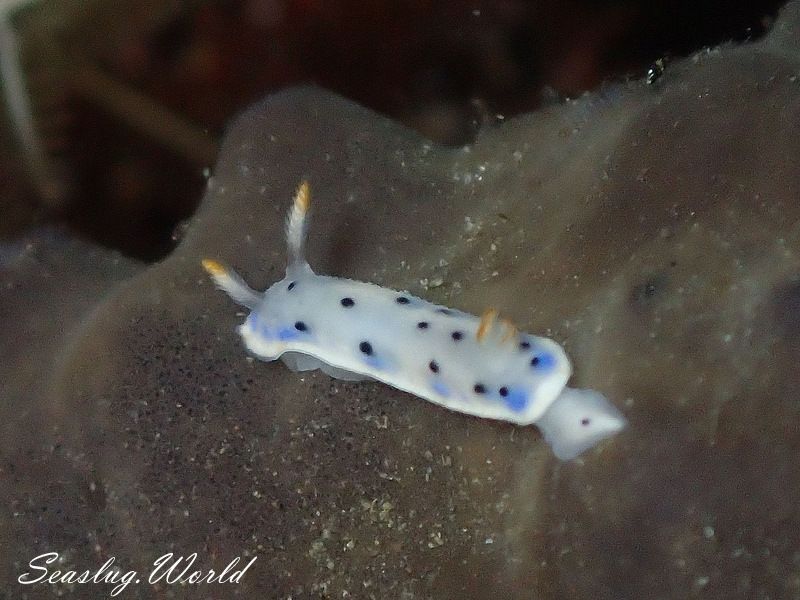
xmin=201 ymin=258 xmax=262 ymax=309
xmin=536 ymin=387 xmax=627 ymax=460
xmin=286 ymin=180 xmax=311 ymax=271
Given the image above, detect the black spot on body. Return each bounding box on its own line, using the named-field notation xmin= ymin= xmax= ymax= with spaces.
xmin=474 ymin=383 xmax=486 ymax=394
xmin=581 ymin=418 xmax=591 ymax=426
xmin=519 ymin=341 xmax=531 ymax=350
xmin=530 ymin=356 xmax=540 ymax=367
xmin=451 ymin=331 xmax=463 ymax=341
xmin=417 ymin=321 xmax=429 ymax=329
xmin=359 ymin=341 xmax=373 ymax=355
xmin=341 ymin=297 xmax=354 ymax=307
xmin=294 ymin=321 xmax=307 ymax=331
xmin=287 ymin=281 xmax=296 ymax=291
xmin=437 ymin=308 xmax=454 ymax=316
xmin=499 ymin=386 xmax=509 ymax=397
xmin=396 ymin=296 xmax=410 ymax=305
xmin=429 ymin=360 xmax=439 ymax=373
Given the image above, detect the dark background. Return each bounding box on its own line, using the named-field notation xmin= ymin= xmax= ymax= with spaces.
xmin=0 ymin=0 xmax=784 ymax=259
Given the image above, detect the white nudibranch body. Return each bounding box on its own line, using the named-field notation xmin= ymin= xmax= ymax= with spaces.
xmin=203 ymin=182 xmax=627 ymax=460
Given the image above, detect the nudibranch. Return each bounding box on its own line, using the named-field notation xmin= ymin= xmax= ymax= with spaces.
xmin=203 ymin=182 xmax=626 ymax=460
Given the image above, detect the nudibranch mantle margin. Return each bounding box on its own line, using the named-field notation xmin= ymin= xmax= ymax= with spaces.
xmin=202 ymin=181 xmax=627 ymax=460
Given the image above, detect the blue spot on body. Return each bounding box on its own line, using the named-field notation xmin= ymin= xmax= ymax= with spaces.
xmin=363 ymin=355 xmax=386 ymax=370
xmin=247 ymin=314 xmax=282 ymax=343
xmin=431 ymin=381 xmax=450 ymax=397
xmin=504 ymin=389 xmax=529 ymax=413
xmin=277 ymin=327 xmax=300 ymax=341
xmin=248 ymin=314 xmax=274 ymax=340
xmin=531 ymin=352 xmax=557 ymax=371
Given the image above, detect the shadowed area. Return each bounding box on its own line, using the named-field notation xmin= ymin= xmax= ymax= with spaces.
xmin=3 ymin=2 xmax=800 ymax=598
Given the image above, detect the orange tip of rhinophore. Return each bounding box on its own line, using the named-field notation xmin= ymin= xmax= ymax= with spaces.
xmin=295 ymin=180 xmax=310 ymax=213
xmin=477 ymin=308 xmax=499 ymax=342
xmin=201 ymin=258 xmax=226 ymax=276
